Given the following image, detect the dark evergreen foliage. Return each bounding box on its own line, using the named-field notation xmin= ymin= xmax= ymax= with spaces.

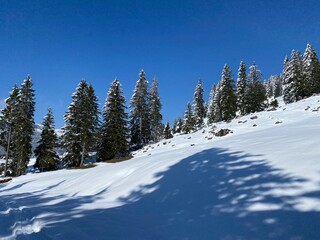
xmin=303 ymin=44 xmax=320 ymax=95
xmin=219 ymin=64 xmax=237 ymax=121
xmin=245 ymin=63 xmax=266 ymax=113
xmin=192 ymin=79 xmax=205 ymax=128
xmin=63 ymin=80 xmax=100 ymax=167
xmin=34 ymin=108 xmax=59 ymax=172
xmin=236 ymin=61 xmax=247 ymax=115
xmin=148 ymin=77 xmax=163 ymax=142
xmin=0 ymin=85 xmax=20 ymax=176
xmin=129 ymin=70 xmax=150 ymax=147
xmin=97 ymin=79 xmax=129 ymax=161
xmin=163 ymin=122 xmax=173 ymax=139
xmin=206 ymin=84 xmax=216 ymax=124
xmin=182 ymin=102 xmax=195 ymax=134
xmin=12 ymin=76 xmax=35 ymax=176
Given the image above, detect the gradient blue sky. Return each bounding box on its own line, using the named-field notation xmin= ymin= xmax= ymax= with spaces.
xmin=1 ymin=0 xmax=320 ymax=128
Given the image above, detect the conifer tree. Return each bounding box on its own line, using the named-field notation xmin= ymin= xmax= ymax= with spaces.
xmin=129 ymin=70 xmax=150 ymax=147
xmin=13 ymin=76 xmax=35 ymax=176
xmin=192 ymin=79 xmax=205 ymax=128
xmin=182 ymin=102 xmax=195 ymax=134
xmin=97 ymin=79 xmax=129 ymax=161
xmin=63 ymin=80 xmax=100 ymax=167
xmin=0 ymin=85 xmax=20 ymax=176
xmin=245 ymin=63 xmax=266 ymax=113
xmin=283 ymin=51 xmax=305 ymax=103
xmin=34 ymin=108 xmax=59 ymax=172
xmin=212 ymin=81 xmax=222 ymax=122
xmin=207 ymin=84 xmax=216 ymax=124
xmin=163 ymin=122 xmax=173 ymax=139
xmin=172 ymin=117 xmax=183 ymax=134
xmin=303 ymin=44 xmax=320 ymax=95
xmin=148 ymin=77 xmax=163 ymax=143
xmin=236 ymin=61 xmax=247 ymax=115
xmin=219 ymin=64 xmax=237 ymax=121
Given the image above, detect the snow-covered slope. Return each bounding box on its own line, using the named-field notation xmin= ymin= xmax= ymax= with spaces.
xmin=1 ymin=96 xmax=320 ymax=239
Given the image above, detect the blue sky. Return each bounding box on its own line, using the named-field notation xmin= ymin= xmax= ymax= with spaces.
xmin=1 ymin=0 xmax=320 ymax=128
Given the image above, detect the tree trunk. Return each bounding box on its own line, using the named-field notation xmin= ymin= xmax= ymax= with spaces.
xmin=4 ymin=125 xmax=12 ymax=177
xmin=80 ymin=142 xmax=86 ymax=167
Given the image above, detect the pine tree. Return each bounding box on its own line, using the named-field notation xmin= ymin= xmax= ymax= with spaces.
xmin=12 ymin=76 xmax=35 ymax=176
xmin=219 ymin=64 xmax=236 ymax=121
xmin=63 ymin=80 xmax=100 ymax=167
xmin=245 ymin=63 xmax=266 ymax=113
xmin=206 ymin=84 xmax=216 ymax=124
xmin=192 ymin=79 xmax=205 ymax=128
xmin=129 ymin=70 xmax=150 ymax=147
xmin=97 ymin=79 xmax=129 ymax=161
xmin=0 ymin=85 xmax=20 ymax=176
xmin=303 ymin=44 xmax=320 ymax=95
xmin=34 ymin=108 xmax=59 ymax=172
xmin=236 ymin=61 xmax=247 ymax=115
xmin=182 ymin=102 xmax=195 ymax=134
xmin=148 ymin=77 xmax=163 ymax=143
xmin=163 ymin=122 xmax=173 ymax=139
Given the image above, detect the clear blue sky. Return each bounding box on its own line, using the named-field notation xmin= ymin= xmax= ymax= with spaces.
xmin=1 ymin=0 xmax=320 ymax=128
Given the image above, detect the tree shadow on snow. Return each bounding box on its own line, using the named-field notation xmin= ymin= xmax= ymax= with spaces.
xmin=1 ymin=148 xmax=320 ymax=240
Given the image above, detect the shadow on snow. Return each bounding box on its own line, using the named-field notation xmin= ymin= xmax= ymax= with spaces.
xmin=1 ymin=148 xmax=320 ymax=239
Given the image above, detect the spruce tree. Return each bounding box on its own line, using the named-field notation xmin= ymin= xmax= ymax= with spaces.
xmin=219 ymin=64 xmax=236 ymax=121
xmin=63 ymin=80 xmax=100 ymax=167
xmin=163 ymin=122 xmax=173 ymax=139
xmin=182 ymin=102 xmax=195 ymax=134
xmin=97 ymin=79 xmax=129 ymax=161
xmin=303 ymin=44 xmax=320 ymax=95
xmin=172 ymin=117 xmax=183 ymax=134
xmin=245 ymin=63 xmax=266 ymax=113
xmin=282 ymin=56 xmax=292 ymax=103
xmin=236 ymin=61 xmax=247 ymax=115
xmin=129 ymin=70 xmax=150 ymax=147
xmin=283 ymin=51 xmax=305 ymax=103
xmin=13 ymin=76 xmax=35 ymax=176
xmin=148 ymin=77 xmax=163 ymax=143
xmin=212 ymin=81 xmax=222 ymax=122
xmin=0 ymin=85 xmax=20 ymax=176
xmin=192 ymin=79 xmax=205 ymax=128
xmin=34 ymin=108 xmax=59 ymax=172
xmin=206 ymin=84 xmax=216 ymax=124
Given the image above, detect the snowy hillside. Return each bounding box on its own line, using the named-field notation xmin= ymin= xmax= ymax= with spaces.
xmin=1 ymin=96 xmax=320 ymax=239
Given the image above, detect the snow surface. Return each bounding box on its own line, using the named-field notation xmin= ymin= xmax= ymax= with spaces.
xmin=1 ymin=96 xmax=320 ymax=239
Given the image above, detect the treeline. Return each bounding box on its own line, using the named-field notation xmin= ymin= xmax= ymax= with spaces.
xmin=0 ymin=70 xmax=163 ymax=176
xmin=171 ymin=43 xmax=320 ymax=134
xmin=1 ymin=43 xmax=320 ymax=177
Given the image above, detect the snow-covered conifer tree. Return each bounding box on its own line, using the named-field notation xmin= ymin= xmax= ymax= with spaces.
xmin=182 ymin=102 xmax=195 ymax=134
xmin=303 ymin=44 xmax=320 ymax=95
xmin=236 ymin=61 xmax=247 ymax=115
xmin=97 ymin=79 xmax=129 ymax=161
xmin=0 ymin=85 xmax=20 ymax=176
xmin=129 ymin=70 xmax=150 ymax=147
xmin=148 ymin=77 xmax=163 ymax=143
xmin=163 ymin=122 xmax=173 ymax=139
xmin=207 ymin=84 xmax=216 ymax=124
xmin=283 ymin=51 xmax=305 ymax=103
xmin=34 ymin=108 xmax=59 ymax=172
xmin=245 ymin=63 xmax=266 ymax=112
xmin=219 ymin=64 xmax=236 ymax=121
xmin=13 ymin=76 xmax=35 ymax=176
xmin=63 ymin=80 xmax=100 ymax=167
xmin=192 ymin=79 xmax=205 ymax=128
